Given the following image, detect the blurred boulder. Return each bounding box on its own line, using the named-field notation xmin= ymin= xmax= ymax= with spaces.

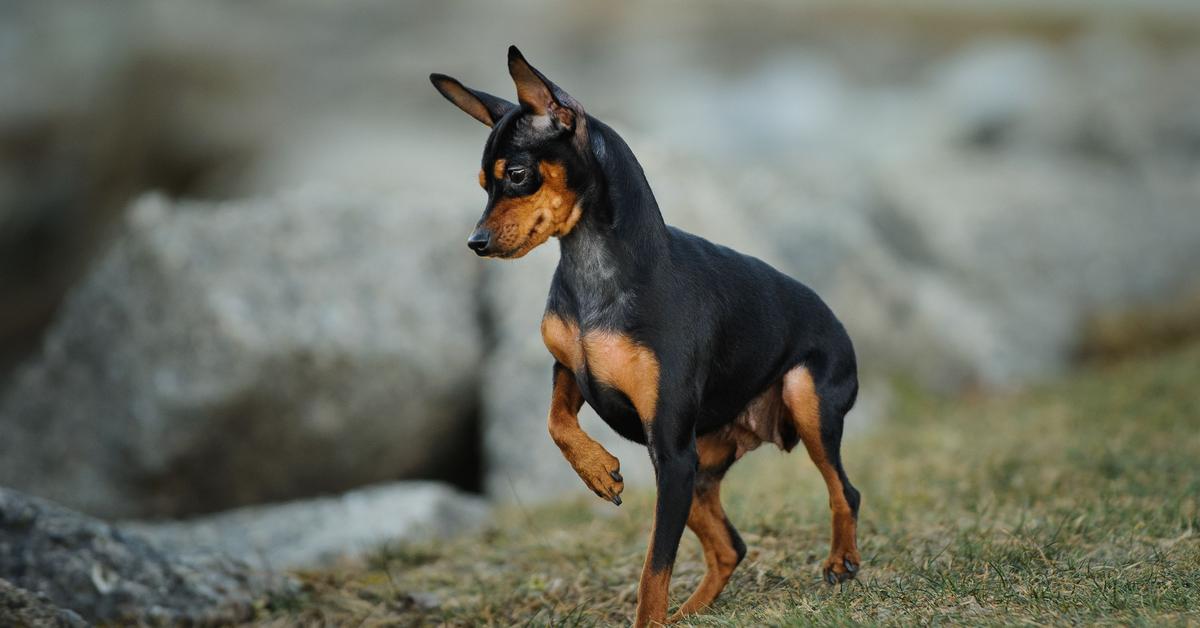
xmin=0 ymin=2 xmax=150 ymax=375
xmin=926 ymin=38 xmax=1075 ymax=150
xmin=0 ymin=2 xmax=277 ymax=376
xmin=737 ymin=150 xmax=1200 ymax=391
xmin=125 ymin=481 xmax=489 ymax=570
xmin=852 ymin=151 xmax=1200 ymax=389
xmin=0 ymin=189 xmax=483 ymax=518
xmin=722 ymin=34 xmax=1200 ymax=390
xmin=0 ymin=578 xmax=86 ymax=628
xmin=0 ymin=487 xmax=288 ymax=625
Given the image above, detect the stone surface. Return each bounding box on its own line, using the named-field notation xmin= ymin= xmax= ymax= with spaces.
xmin=0 ymin=189 xmax=483 ymax=518
xmin=845 ymin=150 xmax=1200 ymax=389
xmin=0 ymin=487 xmax=287 ymax=625
xmin=0 ymin=578 xmax=87 ymax=628
xmin=4 ymin=1 xmax=1200 ymax=516
xmin=125 ymin=481 xmax=490 ymax=570
xmin=0 ymin=1 xmax=147 ymax=374
xmin=0 ymin=1 xmax=274 ymax=375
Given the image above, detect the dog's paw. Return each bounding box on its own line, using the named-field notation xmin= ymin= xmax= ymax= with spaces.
xmin=569 ymin=444 xmax=624 ymax=505
xmin=822 ymin=550 xmax=860 ymax=585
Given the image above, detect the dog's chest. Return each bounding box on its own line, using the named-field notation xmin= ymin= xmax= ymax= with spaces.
xmin=540 ymin=314 xmax=660 ymax=427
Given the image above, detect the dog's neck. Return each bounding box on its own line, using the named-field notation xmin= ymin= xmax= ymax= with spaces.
xmin=556 ymin=119 xmax=668 ymax=328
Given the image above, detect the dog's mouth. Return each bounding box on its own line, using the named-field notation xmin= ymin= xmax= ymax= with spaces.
xmin=489 ymin=213 xmax=552 ymax=260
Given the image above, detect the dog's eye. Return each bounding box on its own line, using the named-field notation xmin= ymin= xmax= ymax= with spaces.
xmin=507 ymin=167 xmax=527 ymax=184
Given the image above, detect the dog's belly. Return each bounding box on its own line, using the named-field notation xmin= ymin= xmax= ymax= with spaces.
xmin=577 ymin=370 xmax=648 ymax=444
xmin=577 ymin=368 xmax=796 ymax=452
xmin=702 ymin=380 xmax=797 ymax=459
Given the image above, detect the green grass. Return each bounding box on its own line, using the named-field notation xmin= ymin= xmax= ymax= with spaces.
xmin=261 ymin=342 xmax=1200 ymax=626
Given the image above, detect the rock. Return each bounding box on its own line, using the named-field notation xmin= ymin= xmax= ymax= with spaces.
xmin=0 ymin=189 xmax=484 ymax=518
xmin=855 ymin=150 xmax=1200 ymax=389
xmin=0 ymin=578 xmax=87 ymax=628
xmin=0 ymin=1 xmax=275 ymax=375
xmin=731 ymin=148 xmax=1200 ymax=391
xmin=0 ymin=487 xmax=288 ymax=625
xmin=0 ymin=1 xmax=149 ymax=375
xmin=124 ymin=482 xmax=489 ymax=570
xmin=733 ymin=145 xmax=1200 ymax=390
xmin=926 ymin=38 xmax=1075 ymax=150
xmin=725 ymin=35 xmax=1200 ymax=391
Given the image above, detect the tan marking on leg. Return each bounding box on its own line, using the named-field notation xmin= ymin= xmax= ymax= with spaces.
xmin=547 ymin=364 xmax=623 ymax=504
xmin=581 ymin=331 xmax=660 ymax=422
xmin=634 ymin=531 xmax=672 ymax=627
xmin=782 ymin=367 xmax=860 ymax=582
xmin=541 ymin=313 xmax=583 ymax=371
xmin=696 ymin=433 xmax=737 ymax=470
xmin=671 ymin=480 xmax=740 ymax=621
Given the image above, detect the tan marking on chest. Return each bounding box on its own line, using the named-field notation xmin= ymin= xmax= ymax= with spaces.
xmin=541 ymin=314 xmax=582 ymax=371
xmin=581 ymin=331 xmax=660 ymax=422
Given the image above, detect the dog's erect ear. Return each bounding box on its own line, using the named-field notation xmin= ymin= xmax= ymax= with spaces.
xmin=507 ymin=45 xmax=585 ymax=135
xmin=430 ymin=73 xmax=516 ymax=127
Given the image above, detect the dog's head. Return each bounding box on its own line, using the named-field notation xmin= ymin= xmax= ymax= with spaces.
xmin=431 ymin=46 xmax=591 ymax=259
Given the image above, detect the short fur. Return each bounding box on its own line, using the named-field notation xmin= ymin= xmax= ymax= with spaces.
xmin=431 ymin=46 xmax=863 ymax=626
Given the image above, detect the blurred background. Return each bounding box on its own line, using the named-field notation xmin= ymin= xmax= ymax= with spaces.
xmin=2 ymin=0 xmax=1199 ymax=610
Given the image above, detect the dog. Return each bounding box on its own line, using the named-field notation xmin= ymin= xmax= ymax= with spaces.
xmin=431 ymin=46 xmax=861 ymax=625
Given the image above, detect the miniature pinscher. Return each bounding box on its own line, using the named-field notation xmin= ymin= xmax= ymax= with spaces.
xmin=431 ymin=46 xmax=861 ymax=625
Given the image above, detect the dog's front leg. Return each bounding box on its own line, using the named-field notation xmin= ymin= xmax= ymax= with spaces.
xmin=634 ymin=399 xmax=698 ymax=626
xmin=547 ymin=363 xmax=624 ymax=504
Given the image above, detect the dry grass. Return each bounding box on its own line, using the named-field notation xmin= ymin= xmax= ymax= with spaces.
xmin=260 ymin=341 xmax=1200 ymax=626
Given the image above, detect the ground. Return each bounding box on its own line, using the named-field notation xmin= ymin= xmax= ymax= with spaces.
xmin=261 ymin=341 xmax=1200 ymax=626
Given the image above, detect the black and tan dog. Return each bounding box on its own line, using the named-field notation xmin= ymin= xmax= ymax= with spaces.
xmin=431 ymin=46 xmax=861 ymax=625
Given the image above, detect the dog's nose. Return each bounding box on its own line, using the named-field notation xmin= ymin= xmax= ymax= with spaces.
xmin=467 ymin=229 xmax=491 ymax=255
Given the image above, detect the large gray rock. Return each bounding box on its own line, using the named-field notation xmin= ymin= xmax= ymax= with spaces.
xmin=0 ymin=2 xmax=148 ymax=374
xmin=845 ymin=151 xmax=1200 ymax=389
xmin=0 ymin=1 xmax=278 ymax=375
xmin=733 ymin=148 xmax=1200 ymax=390
xmin=0 ymin=487 xmax=287 ymax=625
xmin=0 ymin=189 xmax=483 ymax=518
xmin=726 ymin=34 xmax=1200 ymax=390
xmin=0 ymin=578 xmax=86 ymax=628
xmin=125 ymin=481 xmax=489 ymax=570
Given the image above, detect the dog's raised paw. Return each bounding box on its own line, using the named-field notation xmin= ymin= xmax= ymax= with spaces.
xmin=570 ymin=444 xmax=624 ymax=505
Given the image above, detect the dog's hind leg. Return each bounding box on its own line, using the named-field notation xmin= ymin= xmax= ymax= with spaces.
xmin=669 ymin=435 xmax=747 ymax=622
xmin=782 ymin=365 xmax=862 ymax=584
